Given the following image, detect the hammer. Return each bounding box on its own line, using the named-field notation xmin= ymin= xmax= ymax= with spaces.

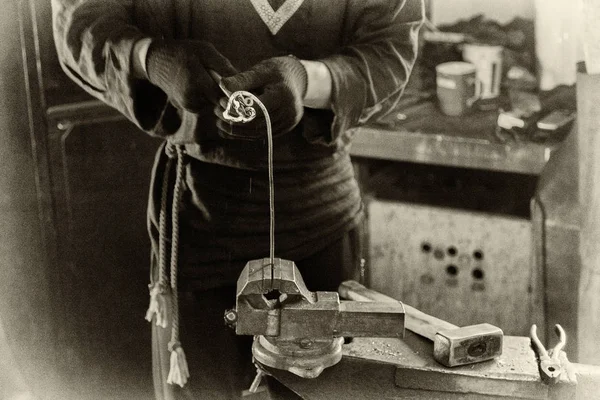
xmin=338 ymin=280 xmax=503 ymax=367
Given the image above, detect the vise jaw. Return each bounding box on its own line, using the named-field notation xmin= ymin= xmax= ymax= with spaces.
xmin=225 ymin=258 xmax=405 ymax=378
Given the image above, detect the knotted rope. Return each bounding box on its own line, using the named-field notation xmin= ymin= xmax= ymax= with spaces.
xmin=146 ymin=88 xmax=274 ymax=388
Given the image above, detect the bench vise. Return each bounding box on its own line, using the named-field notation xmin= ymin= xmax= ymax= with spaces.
xmin=224 ymin=258 xmax=405 ymax=378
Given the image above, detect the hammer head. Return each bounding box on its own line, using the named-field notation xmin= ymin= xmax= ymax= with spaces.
xmin=433 ymin=323 xmax=503 ymax=367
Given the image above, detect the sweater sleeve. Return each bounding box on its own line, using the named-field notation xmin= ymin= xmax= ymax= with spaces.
xmin=51 ymin=0 xmax=180 ymax=137
xmin=318 ymin=0 xmax=424 ymax=145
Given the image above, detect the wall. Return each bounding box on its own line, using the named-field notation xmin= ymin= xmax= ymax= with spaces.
xmin=430 ymin=0 xmax=534 ymax=25
xmin=430 ymin=0 xmax=584 ymax=90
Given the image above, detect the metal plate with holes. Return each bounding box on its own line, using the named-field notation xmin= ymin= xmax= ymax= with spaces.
xmin=368 ymin=201 xmax=535 ymax=336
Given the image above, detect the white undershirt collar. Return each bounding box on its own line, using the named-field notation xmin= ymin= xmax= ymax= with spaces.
xmin=248 ymin=0 xmax=305 ymax=35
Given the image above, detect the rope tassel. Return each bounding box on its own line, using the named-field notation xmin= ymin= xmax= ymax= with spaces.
xmin=145 ymin=284 xmax=169 ymax=328
xmin=166 ymin=144 xmax=187 ymax=386
xmin=144 ymin=87 xmax=270 ymax=389
xmin=146 ymin=154 xmax=172 ymax=329
xmin=167 ymin=341 xmax=190 ymax=387
xmin=145 ymin=144 xmax=190 ymax=387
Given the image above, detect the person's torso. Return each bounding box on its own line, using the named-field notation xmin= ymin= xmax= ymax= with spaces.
xmin=142 ymin=1 xmax=365 ymax=282
xmin=187 ymin=0 xmax=348 ymax=69
xmin=134 ymin=0 xmax=354 ymax=170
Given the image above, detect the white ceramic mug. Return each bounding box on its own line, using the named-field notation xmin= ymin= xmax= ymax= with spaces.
xmin=462 ymin=44 xmax=503 ymax=99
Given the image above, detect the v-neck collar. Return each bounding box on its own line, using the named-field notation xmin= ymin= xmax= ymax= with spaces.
xmin=248 ymin=0 xmax=305 ymax=35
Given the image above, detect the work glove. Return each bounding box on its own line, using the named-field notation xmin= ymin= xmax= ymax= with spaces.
xmin=215 ymin=56 xmax=308 ymax=140
xmin=146 ymin=40 xmax=237 ymax=112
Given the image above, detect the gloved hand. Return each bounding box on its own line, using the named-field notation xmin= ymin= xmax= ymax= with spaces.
xmin=146 ymin=40 xmax=237 ymax=112
xmin=215 ymin=56 xmax=308 ymax=140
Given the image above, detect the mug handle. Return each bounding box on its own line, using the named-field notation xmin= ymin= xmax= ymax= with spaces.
xmin=467 ymin=78 xmax=482 ymax=107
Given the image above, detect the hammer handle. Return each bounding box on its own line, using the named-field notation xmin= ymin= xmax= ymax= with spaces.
xmin=338 ymin=281 xmax=458 ymax=342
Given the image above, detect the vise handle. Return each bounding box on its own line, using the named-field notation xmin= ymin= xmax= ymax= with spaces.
xmin=339 ymin=280 xmax=504 ymax=367
xmin=338 ymin=280 xmax=455 ymax=341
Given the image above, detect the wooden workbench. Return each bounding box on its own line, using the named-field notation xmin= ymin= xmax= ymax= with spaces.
xmin=270 ymin=332 xmax=551 ymax=400
xmin=269 ymin=331 xmax=600 ymax=400
xmin=349 ymin=100 xmax=556 ymax=175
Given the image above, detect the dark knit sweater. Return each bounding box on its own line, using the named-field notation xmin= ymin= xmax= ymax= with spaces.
xmin=53 ymin=0 xmax=424 ymax=288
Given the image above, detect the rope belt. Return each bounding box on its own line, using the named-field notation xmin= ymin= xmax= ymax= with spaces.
xmin=145 ymin=88 xmax=274 ymax=388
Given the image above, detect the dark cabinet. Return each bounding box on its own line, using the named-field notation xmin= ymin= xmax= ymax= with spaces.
xmin=13 ymin=1 xmax=160 ymax=398
xmin=45 ymin=110 xmax=158 ymax=399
